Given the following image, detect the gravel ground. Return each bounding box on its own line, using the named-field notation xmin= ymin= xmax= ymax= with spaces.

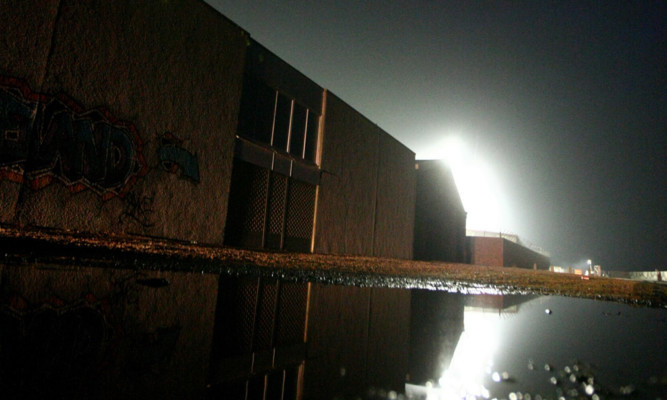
xmin=1 ymin=225 xmax=665 ymax=308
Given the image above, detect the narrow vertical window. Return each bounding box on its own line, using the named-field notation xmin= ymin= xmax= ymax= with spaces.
xmin=289 ymin=102 xmax=307 ymax=158
xmin=254 ymin=82 xmax=277 ymax=145
xmin=273 ymin=93 xmax=291 ymax=152
xmin=304 ymin=110 xmax=319 ymax=163
xmin=238 ymin=76 xmax=276 ymax=145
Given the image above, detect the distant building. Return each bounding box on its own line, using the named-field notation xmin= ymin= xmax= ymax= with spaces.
xmin=467 ymin=232 xmax=550 ymax=269
xmin=413 ymin=160 xmax=467 ymax=263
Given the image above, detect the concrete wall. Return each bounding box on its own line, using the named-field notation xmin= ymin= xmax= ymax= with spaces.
xmin=315 ymin=92 xmax=415 ymax=258
xmin=413 ymin=160 xmax=467 ymax=262
xmin=1 ymin=0 xmax=247 ymax=245
xmin=0 ymin=263 xmax=219 ymax=399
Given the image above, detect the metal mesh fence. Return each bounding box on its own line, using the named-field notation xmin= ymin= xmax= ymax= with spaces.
xmin=266 ymin=172 xmax=288 ymax=249
xmin=224 ymin=160 xmax=269 ymax=248
xmin=225 ymin=158 xmax=315 ymax=253
xmin=284 ymin=180 xmax=316 ymax=252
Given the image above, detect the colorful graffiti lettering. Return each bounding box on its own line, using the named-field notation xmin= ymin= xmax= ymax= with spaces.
xmin=158 ymin=133 xmax=200 ymax=182
xmin=0 ymin=76 xmax=148 ymax=200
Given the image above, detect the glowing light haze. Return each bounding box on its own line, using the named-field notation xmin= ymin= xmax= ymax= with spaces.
xmin=418 ymin=135 xmax=513 ymax=234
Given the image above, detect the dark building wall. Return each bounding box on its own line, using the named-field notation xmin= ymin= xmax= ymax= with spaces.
xmin=502 ymin=238 xmax=551 ymax=269
xmin=2 ymin=1 xmax=416 ymax=258
xmin=1 ymin=0 xmax=247 ymax=245
xmin=244 ymin=42 xmax=324 ymax=114
xmin=0 ymin=263 xmax=219 ymax=399
xmin=413 ymin=160 xmax=467 ymax=262
xmin=315 ymin=91 xmax=416 ymax=258
xmin=224 ymin=41 xmax=323 ymax=253
xmin=315 ymin=92 xmax=380 ymax=256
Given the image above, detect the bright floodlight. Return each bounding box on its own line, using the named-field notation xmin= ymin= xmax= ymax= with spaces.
xmin=418 ymin=134 xmax=512 ymax=233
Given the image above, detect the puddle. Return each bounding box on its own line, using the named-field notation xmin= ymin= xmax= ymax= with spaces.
xmin=404 ymin=293 xmax=666 ymax=400
xmin=0 ymin=259 xmax=664 ymax=399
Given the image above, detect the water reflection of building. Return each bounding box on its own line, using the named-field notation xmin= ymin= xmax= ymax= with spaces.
xmin=409 ymin=291 xmax=465 ymax=385
xmin=207 ymin=278 xmax=415 ymax=399
xmin=465 ymin=294 xmax=538 ymax=314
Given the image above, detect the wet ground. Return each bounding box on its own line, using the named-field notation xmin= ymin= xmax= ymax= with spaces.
xmin=1 ymin=226 xmax=665 ymax=308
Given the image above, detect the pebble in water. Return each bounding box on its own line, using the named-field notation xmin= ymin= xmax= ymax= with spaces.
xmin=619 ymin=384 xmax=635 ymax=395
xmin=584 ymin=384 xmax=595 ymax=395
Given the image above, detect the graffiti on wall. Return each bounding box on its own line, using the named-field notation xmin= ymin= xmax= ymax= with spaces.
xmin=0 ymin=76 xmax=148 ymax=200
xmin=119 ymin=192 xmax=156 ymax=228
xmin=158 ymin=132 xmax=200 ymax=183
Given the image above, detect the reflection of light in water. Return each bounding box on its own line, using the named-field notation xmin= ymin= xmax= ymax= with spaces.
xmin=407 ymin=307 xmax=502 ymax=399
xmin=437 ymin=309 xmax=500 ymax=399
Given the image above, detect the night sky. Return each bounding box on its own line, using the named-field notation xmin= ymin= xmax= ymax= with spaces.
xmin=205 ymin=0 xmax=666 ymax=271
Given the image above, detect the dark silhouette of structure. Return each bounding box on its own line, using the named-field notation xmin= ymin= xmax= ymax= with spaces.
xmin=413 ymin=160 xmax=467 ymax=263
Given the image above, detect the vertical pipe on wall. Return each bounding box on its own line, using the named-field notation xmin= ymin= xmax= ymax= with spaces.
xmin=309 ymin=90 xmax=327 ymax=253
